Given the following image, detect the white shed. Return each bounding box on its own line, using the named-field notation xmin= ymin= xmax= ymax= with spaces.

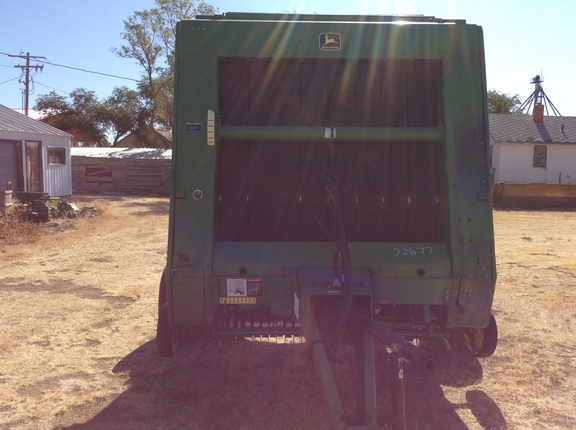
xmin=0 ymin=104 xmax=72 ymax=197
xmin=489 ymin=112 xmax=576 ymax=207
xmin=490 ymin=113 xmax=576 ymax=184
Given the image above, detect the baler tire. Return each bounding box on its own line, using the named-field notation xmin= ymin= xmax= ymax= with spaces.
xmin=157 ymin=302 xmax=178 ymax=357
xmin=464 ymin=313 xmax=498 ymax=358
xmin=158 ymin=269 xmax=167 ymax=315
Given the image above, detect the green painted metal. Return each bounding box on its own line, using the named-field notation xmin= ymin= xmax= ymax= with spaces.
xmin=198 ymin=13 xmax=465 ymax=24
xmin=300 ymin=306 xmax=378 ymax=429
xmin=219 ymin=125 xmax=443 ymax=142
xmin=163 ymin=12 xmax=496 ymax=427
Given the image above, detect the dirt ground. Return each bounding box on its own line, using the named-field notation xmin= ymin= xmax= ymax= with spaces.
xmin=1 ymin=196 xmax=575 ymax=429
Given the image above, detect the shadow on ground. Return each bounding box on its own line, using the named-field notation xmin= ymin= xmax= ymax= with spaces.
xmin=122 ymin=198 xmax=170 ymax=217
xmin=69 ymin=193 xmax=169 ymax=217
xmin=398 ymin=334 xmax=507 ymax=429
xmin=56 ymin=334 xmax=506 ymax=430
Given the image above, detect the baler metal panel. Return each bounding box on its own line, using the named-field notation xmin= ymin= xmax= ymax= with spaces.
xmin=168 ymin=15 xmax=495 ymax=331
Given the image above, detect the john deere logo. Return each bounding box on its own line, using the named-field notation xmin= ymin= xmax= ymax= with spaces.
xmin=320 ymin=33 xmax=341 ymax=50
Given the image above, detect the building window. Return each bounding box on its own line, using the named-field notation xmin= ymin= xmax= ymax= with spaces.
xmin=533 ymin=145 xmax=547 ymax=168
xmin=48 ymin=147 xmax=66 ymax=165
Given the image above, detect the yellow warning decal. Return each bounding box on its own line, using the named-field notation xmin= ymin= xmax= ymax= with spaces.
xmin=220 ymin=297 xmax=257 ymax=304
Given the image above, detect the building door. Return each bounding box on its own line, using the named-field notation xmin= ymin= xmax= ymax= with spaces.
xmin=0 ymin=139 xmax=19 ymax=191
xmin=25 ymin=140 xmax=43 ymax=192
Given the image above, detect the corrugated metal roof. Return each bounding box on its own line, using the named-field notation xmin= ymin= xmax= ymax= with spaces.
xmin=0 ymin=104 xmax=71 ymax=137
xmin=489 ymin=113 xmax=576 ymax=144
xmin=71 ymin=147 xmax=172 ymax=159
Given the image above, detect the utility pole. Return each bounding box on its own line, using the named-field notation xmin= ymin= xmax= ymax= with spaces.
xmin=10 ymin=52 xmax=46 ymax=116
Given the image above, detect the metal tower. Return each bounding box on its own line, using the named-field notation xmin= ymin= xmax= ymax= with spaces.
xmin=515 ymin=74 xmax=561 ymax=116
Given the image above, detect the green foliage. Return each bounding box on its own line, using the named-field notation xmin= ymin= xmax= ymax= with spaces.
xmin=102 ymin=87 xmax=145 ymax=146
xmin=34 ymin=1 xmax=219 ymax=148
xmin=112 ymin=0 xmax=219 ymax=143
xmin=488 ymin=90 xmax=522 ymax=114
xmin=35 ymin=86 xmax=154 ymax=147
xmin=35 ymin=88 xmax=109 ymax=146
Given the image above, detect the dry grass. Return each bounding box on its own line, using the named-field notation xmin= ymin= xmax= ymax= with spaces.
xmin=0 ymin=198 xmax=107 ymax=246
xmin=0 ymin=201 xmax=40 ymax=245
xmin=1 ymin=199 xmax=576 ymax=429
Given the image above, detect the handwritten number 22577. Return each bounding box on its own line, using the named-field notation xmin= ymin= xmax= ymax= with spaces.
xmin=392 ymin=247 xmax=433 ymax=257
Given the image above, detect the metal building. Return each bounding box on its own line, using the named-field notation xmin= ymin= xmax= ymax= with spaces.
xmin=0 ymin=104 xmax=72 ymax=197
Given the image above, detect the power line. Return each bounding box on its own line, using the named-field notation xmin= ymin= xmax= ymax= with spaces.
xmin=0 ymin=51 xmax=139 ymax=82
xmin=0 ymin=76 xmax=21 ymax=86
xmin=1 ymin=50 xmax=140 ymax=115
xmin=35 ymin=59 xmax=139 ymax=82
xmin=34 ymin=81 xmax=70 ymax=94
xmin=9 ymin=52 xmax=45 ymax=115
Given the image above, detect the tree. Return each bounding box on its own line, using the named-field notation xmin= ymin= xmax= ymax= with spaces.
xmin=113 ymin=0 xmax=218 ymax=145
xmin=35 ymin=87 xmax=152 ymax=147
xmin=488 ymin=90 xmax=522 ymax=114
xmin=35 ymin=89 xmax=108 ymax=146
xmin=112 ymin=9 xmax=163 ymax=141
xmin=155 ymin=0 xmax=217 ymax=75
xmin=101 ymin=87 xmax=145 ymax=146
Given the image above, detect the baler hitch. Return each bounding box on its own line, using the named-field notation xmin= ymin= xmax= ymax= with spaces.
xmin=302 ymin=305 xmax=435 ymax=429
xmin=350 ymin=310 xmax=435 ymax=430
xmin=350 ymin=310 xmax=436 ymax=371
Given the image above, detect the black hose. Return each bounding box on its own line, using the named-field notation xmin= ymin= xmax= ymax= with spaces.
xmin=322 ymin=132 xmax=353 ymax=354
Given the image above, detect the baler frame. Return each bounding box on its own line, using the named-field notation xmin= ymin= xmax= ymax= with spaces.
xmin=158 ymin=12 xmax=497 ymax=429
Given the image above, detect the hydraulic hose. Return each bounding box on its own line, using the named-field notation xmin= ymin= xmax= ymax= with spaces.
xmin=323 ymin=129 xmax=353 ymax=354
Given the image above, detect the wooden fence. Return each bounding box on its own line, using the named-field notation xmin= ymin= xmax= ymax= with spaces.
xmin=71 ymin=149 xmax=171 ymax=196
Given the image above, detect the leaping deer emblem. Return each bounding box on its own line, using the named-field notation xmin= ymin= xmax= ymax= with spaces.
xmin=322 ymin=34 xmax=337 ymax=47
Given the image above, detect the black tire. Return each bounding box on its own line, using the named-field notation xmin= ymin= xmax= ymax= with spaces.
xmin=157 ymin=302 xmax=178 ymax=357
xmin=158 ymin=269 xmax=167 ymax=315
xmin=157 ymin=270 xmax=178 ymax=357
xmin=464 ymin=313 xmax=498 ymax=358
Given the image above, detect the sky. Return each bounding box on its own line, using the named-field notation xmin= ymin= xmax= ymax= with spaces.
xmin=1 ymin=0 xmax=575 ymax=116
